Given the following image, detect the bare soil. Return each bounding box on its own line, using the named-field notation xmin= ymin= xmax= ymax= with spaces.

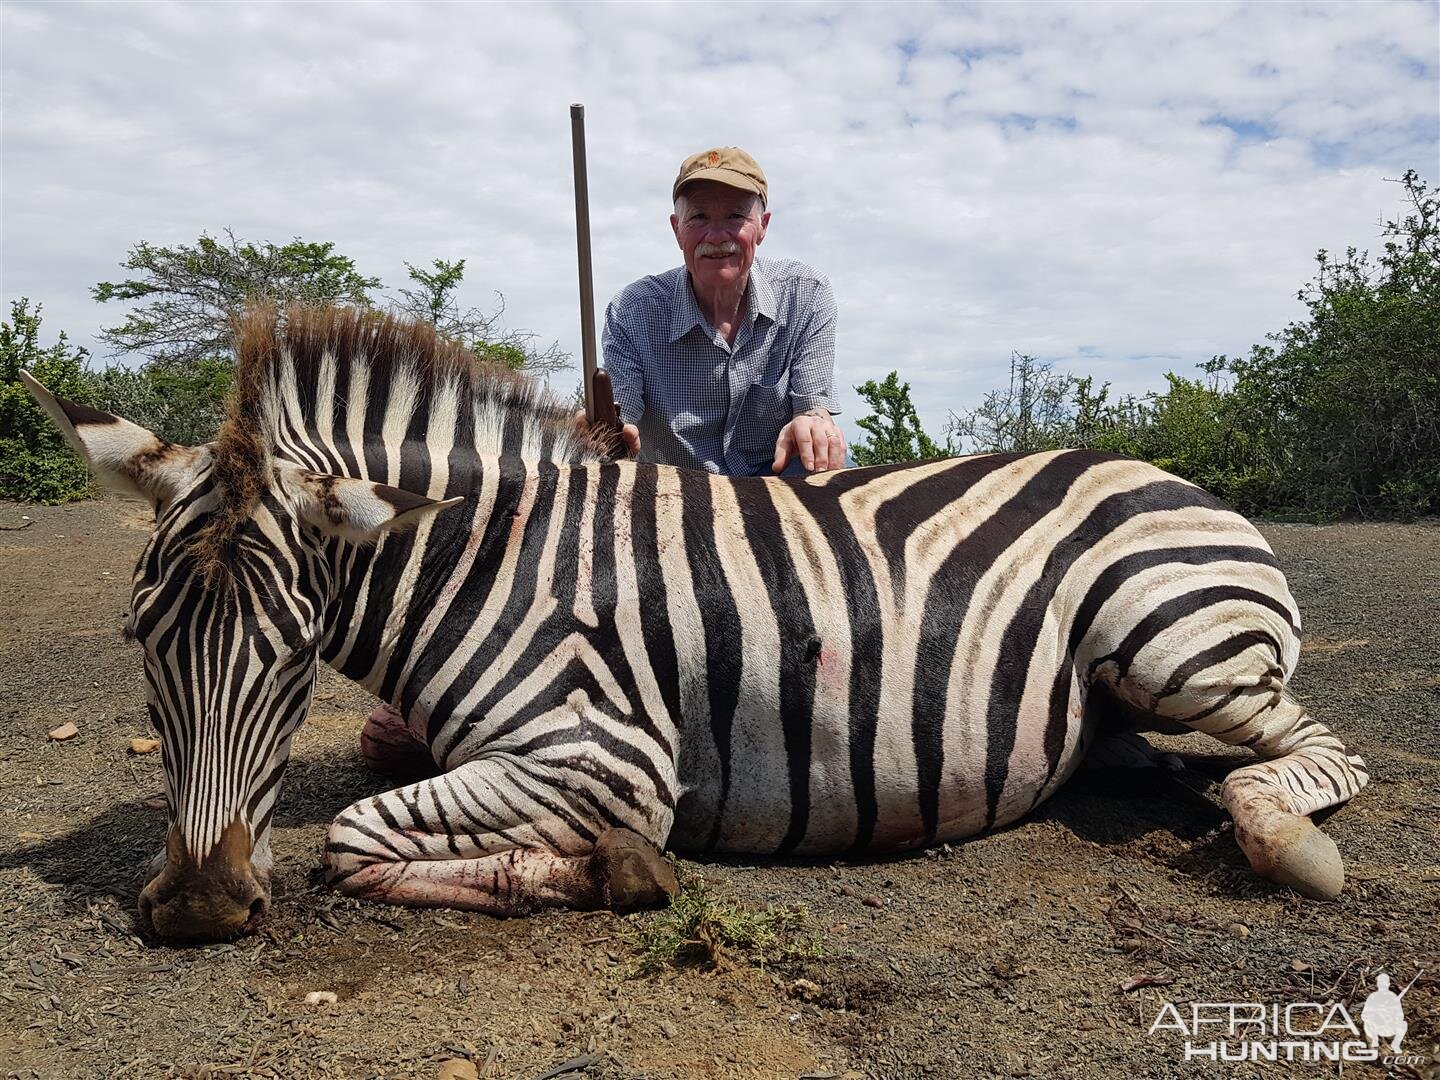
xmin=1 ymin=497 xmax=1437 ymax=1080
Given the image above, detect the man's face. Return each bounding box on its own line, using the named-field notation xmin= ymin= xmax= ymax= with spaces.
xmin=671 ymin=181 xmax=770 ymax=295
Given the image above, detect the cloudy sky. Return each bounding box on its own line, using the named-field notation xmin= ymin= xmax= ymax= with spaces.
xmin=3 ymin=1 xmax=1436 ymax=440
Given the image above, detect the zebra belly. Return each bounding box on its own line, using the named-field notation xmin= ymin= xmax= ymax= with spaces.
xmin=667 ymin=667 xmax=1094 ymax=856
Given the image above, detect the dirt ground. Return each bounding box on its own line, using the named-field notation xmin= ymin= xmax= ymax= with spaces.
xmin=1 ymin=496 xmax=1436 ymax=1080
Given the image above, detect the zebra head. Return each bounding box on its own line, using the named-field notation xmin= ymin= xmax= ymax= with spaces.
xmin=23 ymin=373 xmax=458 ymax=942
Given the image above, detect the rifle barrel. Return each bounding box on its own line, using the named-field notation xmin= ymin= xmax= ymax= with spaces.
xmin=570 ymin=103 xmax=599 ymax=424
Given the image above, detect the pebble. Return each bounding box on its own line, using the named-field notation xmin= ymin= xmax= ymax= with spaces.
xmin=436 ymin=1061 xmax=478 ymax=1080
xmin=128 ymin=738 xmax=160 ymax=754
xmin=861 ymin=895 xmax=884 ymax=908
xmin=47 ymin=722 xmax=79 ymax=742
xmin=1226 ymin=922 xmax=1250 ymax=939
xmin=791 ymin=978 xmax=823 ymax=1001
xmin=304 ymin=990 xmax=338 ymax=1006
xmin=659 ymin=1019 xmax=677 ymax=1039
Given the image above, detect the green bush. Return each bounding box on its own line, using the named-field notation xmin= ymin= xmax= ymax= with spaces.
xmin=860 ymin=170 xmax=1438 ymax=520
xmin=0 ymin=299 xmax=96 ymax=504
xmin=850 ymin=371 xmax=946 ymax=465
xmin=92 ymin=355 xmax=233 ymax=446
xmin=1203 ymin=171 xmax=1439 ymax=518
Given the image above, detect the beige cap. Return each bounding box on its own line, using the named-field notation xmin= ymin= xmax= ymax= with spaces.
xmin=672 ymin=146 xmax=768 ymax=207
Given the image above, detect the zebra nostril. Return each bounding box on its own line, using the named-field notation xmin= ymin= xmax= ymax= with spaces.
xmin=248 ymin=895 xmax=269 ymax=921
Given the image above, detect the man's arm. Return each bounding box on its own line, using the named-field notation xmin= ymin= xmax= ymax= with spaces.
xmin=772 ymin=278 xmax=846 ymax=473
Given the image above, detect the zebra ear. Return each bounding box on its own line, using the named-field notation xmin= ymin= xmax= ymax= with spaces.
xmin=278 ymin=465 xmax=464 ymax=544
xmin=20 ymin=370 xmax=202 ymax=503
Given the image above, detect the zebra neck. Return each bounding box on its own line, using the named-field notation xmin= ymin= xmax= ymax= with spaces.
xmin=364 ymin=457 xmax=677 ymax=752
xmin=318 ymin=454 xmax=542 ymax=704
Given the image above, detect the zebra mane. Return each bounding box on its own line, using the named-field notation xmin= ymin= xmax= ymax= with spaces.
xmin=193 ymin=303 xmax=604 ymax=581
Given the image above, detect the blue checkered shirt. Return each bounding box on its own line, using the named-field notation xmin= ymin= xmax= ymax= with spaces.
xmin=601 ymin=257 xmax=840 ymax=476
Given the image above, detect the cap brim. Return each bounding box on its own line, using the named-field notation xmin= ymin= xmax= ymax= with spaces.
xmin=674 ymin=168 xmax=765 ymax=204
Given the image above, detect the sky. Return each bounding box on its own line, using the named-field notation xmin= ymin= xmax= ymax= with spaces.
xmin=2 ymin=1 xmax=1437 ymax=442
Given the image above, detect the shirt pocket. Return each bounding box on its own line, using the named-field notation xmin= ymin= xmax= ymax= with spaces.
xmin=735 ymin=370 xmax=791 ymax=453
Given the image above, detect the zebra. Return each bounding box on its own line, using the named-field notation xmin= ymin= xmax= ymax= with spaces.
xmin=23 ymin=304 xmax=1369 ymax=942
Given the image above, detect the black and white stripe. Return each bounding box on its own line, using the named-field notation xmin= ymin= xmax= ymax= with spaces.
xmin=115 ymin=308 xmax=1368 ymax=904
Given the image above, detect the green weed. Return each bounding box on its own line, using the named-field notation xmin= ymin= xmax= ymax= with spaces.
xmin=622 ymin=866 xmax=823 ymax=976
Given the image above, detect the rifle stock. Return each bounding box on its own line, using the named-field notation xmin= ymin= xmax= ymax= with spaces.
xmin=590 ymin=368 xmax=628 ymax=459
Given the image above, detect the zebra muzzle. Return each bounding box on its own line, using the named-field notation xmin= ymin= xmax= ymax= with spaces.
xmin=139 ymin=819 xmax=271 ymax=942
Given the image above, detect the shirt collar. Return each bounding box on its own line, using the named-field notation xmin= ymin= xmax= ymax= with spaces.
xmin=668 ymin=258 xmax=778 ymax=343
xmin=668 ymin=269 xmax=706 ymax=342
xmin=748 ymin=258 xmax=778 ymax=325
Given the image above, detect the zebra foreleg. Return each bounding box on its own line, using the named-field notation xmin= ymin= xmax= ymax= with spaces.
xmin=322 ymin=760 xmax=678 ymax=915
xmin=1080 ymin=729 xmax=1184 ymax=774
xmin=359 ymin=704 xmax=440 ymax=782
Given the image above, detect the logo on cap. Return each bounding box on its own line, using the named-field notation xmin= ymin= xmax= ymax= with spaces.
xmin=707 ymin=150 xmax=721 ymax=166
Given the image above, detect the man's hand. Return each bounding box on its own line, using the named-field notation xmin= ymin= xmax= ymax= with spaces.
xmin=773 ymin=409 xmax=847 ymax=474
xmin=573 ymin=409 xmax=641 ymax=457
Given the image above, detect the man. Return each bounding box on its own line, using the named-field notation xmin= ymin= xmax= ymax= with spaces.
xmin=596 ymin=146 xmax=846 ymax=475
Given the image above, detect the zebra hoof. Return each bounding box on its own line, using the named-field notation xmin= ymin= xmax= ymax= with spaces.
xmin=1243 ymin=815 xmax=1345 ymax=900
xmin=591 ymin=829 xmax=679 ymax=910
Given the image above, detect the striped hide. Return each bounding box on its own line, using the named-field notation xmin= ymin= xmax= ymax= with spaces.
xmin=23 ymin=305 xmax=1369 ymax=940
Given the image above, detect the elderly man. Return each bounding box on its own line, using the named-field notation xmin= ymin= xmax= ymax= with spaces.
xmin=597 ymin=147 xmax=846 ymax=475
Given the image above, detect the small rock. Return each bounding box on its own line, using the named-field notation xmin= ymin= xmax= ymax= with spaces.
xmin=790 ymin=978 xmax=823 ymax=1001
xmin=993 ymin=959 xmax=1031 ymax=980
xmin=1119 ymin=973 xmax=1173 ymax=992
xmin=303 ymin=990 xmax=337 ymax=1006
xmin=659 ymin=1019 xmax=677 ymax=1039
xmin=1226 ymin=922 xmax=1250 ymax=939
xmin=436 ymin=1061 xmax=478 ymax=1080
xmin=861 ymin=895 xmax=884 ymax=908
xmin=142 ymin=796 xmax=167 ymax=811
xmin=129 ymin=738 xmax=160 ymax=754
xmin=1291 ymin=959 xmax=1310 ymax=972
xmin=838 ymin=884 xmax=860 ymax=898
xmin=47 ymin=723 xmax=79 ymax=742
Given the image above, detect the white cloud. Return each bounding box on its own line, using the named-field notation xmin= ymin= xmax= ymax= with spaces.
xmin=2 ymin=0 xmax=1435 ymax=441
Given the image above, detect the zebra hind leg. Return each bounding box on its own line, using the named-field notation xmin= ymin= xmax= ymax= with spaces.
xmin=323 ymin=758 xmax=678 ymax=915
xmin=1211 ymin=691 xmax=1369 ymax=899
xmin=1103 ymin=649 xmax=1368 ymax=899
